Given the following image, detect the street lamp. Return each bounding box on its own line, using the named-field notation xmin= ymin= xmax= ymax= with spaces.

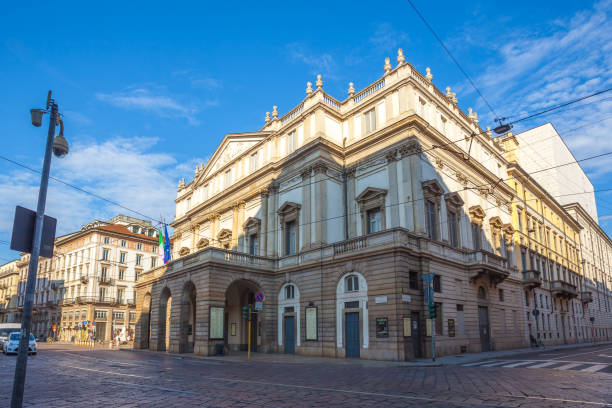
xmin=11 ymin=90 xmax=68 ymax=408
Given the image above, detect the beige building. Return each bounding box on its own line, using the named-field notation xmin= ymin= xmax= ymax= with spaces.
xmin=564 ymin=203 xmax=612 ymax=341
xmin=13 ymin=215 xmax=161 ymax=342
xmin=135 ymin=50 xmax=527 ymax=360
xmin=0 ymin=259 xmax=20 ymax=323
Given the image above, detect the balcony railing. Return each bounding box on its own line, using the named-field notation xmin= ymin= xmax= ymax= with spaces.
xmin=62 ymin=297 xmax=75 ymax=305
xmin=522 ymin=270 xmax=542 ymax=289
xmin=581 ymin=291 xmax=593 ymax=303
xmin=125 ymin=298 xmax=136 ymax=306
xmin=551 ymin=280 xmax=578 ymax=299
xmin=97 ymin=297 xmax=115 ymax=304
xmin=98 ymin=276 xmax=115 ymax=285
xmin=80 ymin=275 xmax=89 ymax=284
xmin=46 ymin=299 xmax=58 ymax=307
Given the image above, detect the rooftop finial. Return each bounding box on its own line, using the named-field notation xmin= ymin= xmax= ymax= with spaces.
xmin=316 ymin=74 xmax=323 ymax=89
xmin=397 ymin=48 xmax=405 ymax=65
xmin=384 ymin=57 xmax=392 ymax=74
xmin=265 ymin=112 xmax=271 ymax=123
xmin=486 ymin=125 xmax=492 ymax=137
xmin=468 ymin=108 xmax=479 ymax=124
xmin=425 ymin=67 xmax=433 ymax=82
xmin=272 ymin=106 xmax=278 ymax=119
xmin=348 ymin=82 xmax=355 ymax=96
xmin=178 ymin=177 xmax=186 ymax=188
xmin=306 ymin=81 xmax=313 ymax=95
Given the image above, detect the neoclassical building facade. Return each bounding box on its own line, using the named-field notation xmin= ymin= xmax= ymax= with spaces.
xmin=135 ymin=50 xmax=530 ymax=360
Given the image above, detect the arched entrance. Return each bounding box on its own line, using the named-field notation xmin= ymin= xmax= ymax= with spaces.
xmin=336 ymin=272 xmax=369 ymax=358
xmin=139 ymin=293 xmax=152 ymax=349
xmin=179 ymin=281 xmax=196 ymax=353
xmin=158 ymin=287 xmax=172 ymax=352
xmin=224 ymin=279 xmax=262 ymax=353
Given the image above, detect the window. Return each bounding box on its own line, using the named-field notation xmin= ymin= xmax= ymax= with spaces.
xmin=129 ymin=311 xmax=136 ymax=321
xmin=203 ymin=184 xmax=209 ymax=201
xmin=433 ymin=274 xmax=441 ymax=293
xmin=456 ymin=304 xmax=465 ymax=335
xmin=366 ymin=208 xmax=382 ymax=234
xmin=94 ymin=310 xmax=107 ymax=320
xmin=148 ymin=229 xmax=154 ymax=236
xmin=132 ymin=226 xmax=139 ymax=234
xmin=137 ymin=243 xmax=142 ymax=250
xmin=448 ymin=210 xmax=458 ymax=247
xmin=345 ymin=275 xmax=359 ymax=292
xmin=118 ymin=268 xmax=125 ymax=281
xmin=100 ymin=267 xmax=108 ymax=280
xmin=186 ymin=197 xmax=191 ymax=210
xmin=499 ymin=289 xmax=505 ymax=302
xmin=285 ymin=221 xmax=296 ymax=255
xmin=471 ymin=223 xmax=481 ymax=250
xmin=285 ymin=285 xmax=295 ymax=300
xmin=409 ymin=271 xmax=419 ymax=290
xmin=287 ymin=130 xmax=297 ymax=153
xmin=117 ymin=288 xmax=124 ymax=303
xmin=249 ymin=233 xmax=258 ymax=256
xmin=150 ymin=257 xmax=156 ymax=268
xmin=121 ymin=240 xmax=126 ymax=247
xmin=136 ymin=254 xmax=142 ymax=266
xmin=477 ymin=286 xmax=486 ymax=300
xmin=102 ymin=249 xmax=110 ymax=261
xmin=365 ymin=108 xmax=376 ymax=133
xmin=224 ymin=169 xmax=232 ymax=188
xmin=152 ymin=246 xmax=157 ymax=253
xmin=119 ymin=252 xmax=126 ymax=264
xmin=103 ymin=237 xmax=110 ymax=244
xmin=426 ymin=200 xmax=438 ymax=240
xmin=250 ymin=152 xmax=258 ymax=172
xmin=99 ymin=287 xmax=106 ymax=301
xmin=521 ymin=249 xmax=527 ymax=271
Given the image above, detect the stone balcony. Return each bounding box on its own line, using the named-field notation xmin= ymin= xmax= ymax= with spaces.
xmin=521 ymin=270 xmax=542 ymax=289
xmin=138 ymin=228 xmax=515 ymax=287
xmin=98 ymin=276 xmax=115 ymax=285
xmin=551 ymin=280 xmax=578 ymax=299
xmin=581 ymin=291 xmax=593 ymax=303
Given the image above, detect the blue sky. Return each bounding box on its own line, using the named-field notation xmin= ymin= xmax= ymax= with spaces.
xmin=1 ymin=0 xmax=611 ymax=262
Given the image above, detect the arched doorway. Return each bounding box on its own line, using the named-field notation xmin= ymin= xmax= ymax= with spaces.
xmin=158 ymin=287 xmax=172 ymax=352
xmin=180 ymin=281 xmax=196 ymax=353
xmin=224 ymin=279 xmax=262 ymax=353
xmin=139 ymin=293 xmax=152 ymax=349
xmin=336 ymin=272 xmax=369 ymax=358
xmin=277 ymin=283 xmax=300 ymax=354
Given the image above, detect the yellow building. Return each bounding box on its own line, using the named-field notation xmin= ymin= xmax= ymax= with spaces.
xmin=0 ymin=259 xmax=20 ymax=323
xmin=503 ymin=134 xmax=590 ymax=346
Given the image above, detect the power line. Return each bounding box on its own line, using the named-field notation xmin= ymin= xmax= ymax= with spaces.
xmin=406 ymin=0 xmax=498 ymax=118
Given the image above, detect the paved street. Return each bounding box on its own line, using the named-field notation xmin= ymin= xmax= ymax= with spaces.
xmin=1 ymin=344 xmax=611 ymax=407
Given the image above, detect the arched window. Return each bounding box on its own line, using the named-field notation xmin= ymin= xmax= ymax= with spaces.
xmin=285 ymin=284 xmax=295 ymax=300
xmin=477 ymin=286 xmax=487 ymax=300
xmin=345 ymin=275 xmax=359 ymax=292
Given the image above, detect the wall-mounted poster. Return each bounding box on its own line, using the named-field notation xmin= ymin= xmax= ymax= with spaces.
xmin=403 ymin=317 xmax=411 ymax=337
xmin=305 ymin=307 xmax=318 ymax=340
xmin=210 ymin=306 xmax=224 ymax=340
xmin=448 ymin=319 xmax=456 ymax=337
xmin=231 ymin=322 xmax=236 ymax=336
xmin=376 ymin=317 xmax=389 ymax=338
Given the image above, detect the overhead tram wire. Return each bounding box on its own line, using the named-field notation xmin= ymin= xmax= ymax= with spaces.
xmin=406 ymin=0 xmax=499 ymax=119
xmin=1 ymin=88 xmax=611 ymax=240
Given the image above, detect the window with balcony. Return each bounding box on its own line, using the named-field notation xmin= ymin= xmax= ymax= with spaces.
xmin=345 ymin=275 xmax=359 ymax=292
xmin=285 ymin=221 xmax=296 ymax=255
xmin=117 ymin=288 xmax=124 ymax=304
xmin=99 ymin=287 xmax=106 ymax=301
xmin=426 ymin=200 xmax=439 ymax=240
xmin=118 ymin=268 xmax=125 ymax=281
xmin=471 ymin=223 xmax=482 ymax=250
xmin=101 ymin=267 xmax=108 ymax=280
xmin=102 ymin=249 xmax=110 ymax=261
xmin=249 ymin=233 xmax=258 ymax=256
xmin=365 ymin=108 xmax=376 ymax=133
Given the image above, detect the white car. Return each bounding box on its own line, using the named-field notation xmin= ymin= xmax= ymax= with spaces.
xmin=4 ymin=332 xmax=37 ymax=355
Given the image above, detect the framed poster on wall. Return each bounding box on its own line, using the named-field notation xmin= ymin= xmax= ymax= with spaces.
xmin=305 ymin=307 xmax=318 ymax=341
xmin=376 ymin=317 xmax=389 ymax=338
xmin=209 ymin=306 xmax=224 ymax=340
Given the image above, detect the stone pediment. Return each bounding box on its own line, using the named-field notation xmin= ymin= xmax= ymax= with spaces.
xmin=218 ymin=228 xmax=232 ymax=240
xmin=278 ymin=201 xmax=301 ymax=215
xmin=489 ymin=216 xmax=503 ymax=229
xmin=196 ymin=238 xmax=209 ymax=249
xmin=469 ymin=205 xmax=486 ymax=220
xmin=356 ymin=187 xmax=387 ymax=203
xmin=422 ymin=179 xmax=444 ymax=198
xmin=444 ymin=192 xmax=464 ymax=208
xmin=196 ymin=133 xmax=268 ymax=184
xmin=243 ymin=217 xmax=261 ymax=229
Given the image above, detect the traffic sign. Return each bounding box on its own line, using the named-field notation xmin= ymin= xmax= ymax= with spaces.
xmin=255 ymin=301 xmax=263 ymax=311
xmin=255 ymin=291 xmax=264 ymax=302
xmin=92 ymin=321 xmax=96 ymax=326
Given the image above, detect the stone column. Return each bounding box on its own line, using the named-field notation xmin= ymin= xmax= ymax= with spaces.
xmin=267 ymin=184 xmax=279 ymax=257
xmin=401 ymin=141 xmax=425 ymax=234
xmin=261 ymin=188 xmax=269 ymax=255
xmin=347 ymin=168 xmax=357 ymax=238
xmin=386 ymin=150 xmax=400 ymax=228
xmin=313 ymin=163 xmax=328 ymax=245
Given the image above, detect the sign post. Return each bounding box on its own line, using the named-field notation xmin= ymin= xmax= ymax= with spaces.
xmin=247 ymin=305 xmax=252 ymax=360
xmin=422 ymin=273 xmax=436 ymax=362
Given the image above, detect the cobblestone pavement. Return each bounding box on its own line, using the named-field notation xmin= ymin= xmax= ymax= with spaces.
xmin=1 ymin=344 xmax=611 ymax=407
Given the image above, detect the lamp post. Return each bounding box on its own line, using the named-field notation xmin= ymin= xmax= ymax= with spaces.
xmin=11 ymin=91 xmax=68 ymax=408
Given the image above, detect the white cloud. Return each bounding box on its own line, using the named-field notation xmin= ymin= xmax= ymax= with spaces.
xmin=0 ymin=137 xmax=202 ymax=253
xmin=287 ymin=43 xmax=336 ymax=78
xmin=369 ymin=23 xmax=409 ymax=52
xmin=95 ymin=88 xmax=212 ymax=125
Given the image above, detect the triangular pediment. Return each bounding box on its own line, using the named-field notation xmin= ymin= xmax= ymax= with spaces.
xmin=444 ymin=192 xmax=464 ymax=208
xmin=195 ymin=132 xmax=269 ymax=185
xmin=422 ymin=179 xmax=444 ymax=197
xmin=243 ymin=217 xmax=261 ymax=229
xmin=356 ymin=187 xmax=387 ymax=203
xmin=489 ymin=216 xmax=503 ymax=229
xmin=278 ymin=201 xmax=301 ymax=215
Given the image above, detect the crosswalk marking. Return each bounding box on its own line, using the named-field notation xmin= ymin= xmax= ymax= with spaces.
xmin=527 ymin=361 xmax=558 ymax=369
xmin=580 ymin=364 xmax=607 ymax=373
xmin=501 ymin=361 xmax=534 ymax=368
xmin=553 ymin=363 xmax=583 ymax=370
xmin=461 ymin=359 xmax=609 ymax=373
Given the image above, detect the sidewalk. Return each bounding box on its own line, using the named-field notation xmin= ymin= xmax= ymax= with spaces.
xmin=120 ymin=340 xmax=612 ymax=367
xmin=413 ymin=340 xmax=612 ymax=366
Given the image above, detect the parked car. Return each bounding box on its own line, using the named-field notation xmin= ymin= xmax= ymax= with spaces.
xmin=0 ymin=323 xmax=21 ymax=352
xmin=4 ymin=332 xmax=37 ymax=355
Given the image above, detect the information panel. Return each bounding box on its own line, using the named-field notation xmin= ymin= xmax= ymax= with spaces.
xmin=305 ymin=307 xmax=318 ymax=341
xmin=210 ymin=306 xmax=224 ymax=340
